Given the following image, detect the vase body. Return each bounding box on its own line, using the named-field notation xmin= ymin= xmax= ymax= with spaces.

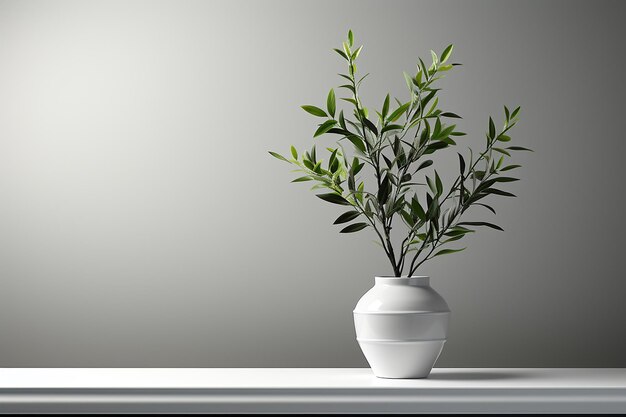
xmin=353 ymin=276 xmax=450 ymax=379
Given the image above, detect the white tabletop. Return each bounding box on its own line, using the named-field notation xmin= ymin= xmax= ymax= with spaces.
xmin=1 ymin=368 xmax=625 ymax=413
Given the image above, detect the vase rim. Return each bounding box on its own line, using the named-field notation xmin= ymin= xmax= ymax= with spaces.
xmin=375 ymin=275 xmax=429 ymax=278
xmin=375 ymin=276 xmax=430 ymax=286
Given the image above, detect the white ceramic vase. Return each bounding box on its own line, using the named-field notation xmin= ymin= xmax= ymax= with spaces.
xmin=353 ymin=276 xmax=450 ymax=379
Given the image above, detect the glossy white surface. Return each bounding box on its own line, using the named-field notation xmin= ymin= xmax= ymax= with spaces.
xmin=1 ymin=368 xmax=625 ymax=413
xmin=354 ymin=312 xmax=449 ymax=340
xmin=3 ymin=367 xmax=626 ymax=389
xmin=353 ymin=276 xmax=450 ymax=378
xmin=354 ymin=276 xmax=450 ymax=313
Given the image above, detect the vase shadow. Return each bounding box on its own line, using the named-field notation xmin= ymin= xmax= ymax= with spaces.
xmin=427 ymin=370 xmax=527 ymax=381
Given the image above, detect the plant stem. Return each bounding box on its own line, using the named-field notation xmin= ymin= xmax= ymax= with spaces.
xmin=349 ymin=58 xmax=400 ymax=276
xmin=406 ymin=137 xmax=500 ymax=276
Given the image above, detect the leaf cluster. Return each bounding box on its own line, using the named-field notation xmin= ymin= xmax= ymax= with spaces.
xmin=270 ymin=30 xmax=531 ymax=277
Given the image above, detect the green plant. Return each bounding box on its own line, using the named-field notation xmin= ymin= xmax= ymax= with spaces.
xmin=269 ymin=30 xmax=531 ymax=277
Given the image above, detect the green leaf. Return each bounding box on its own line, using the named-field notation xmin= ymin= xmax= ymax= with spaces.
xmin=327 ymin=127 xmax=351 ymax=136
xmin=458 ymin=153 xmax=466 ymax=175
xmin=333 ymin=48 xmax=349 ymax=60
xmin=473 ymin=170 xmax=485 ymax=180
xmin=430 ymin=50 xmax=438 ymax=66
xmin=475 ymin=203 xmax=497 ymax=214
xmin=340 ymin=222 xmax=369 ymax=233
xmin=351 ymin=45 xmax=363 ymax=60
xmin=362 ymin=117 xmax=378 ymax=135
xmin=348 ymin=29 xmax=354 ymax=47
xmin=488 ymin=117 xmax=496 ymax=139
xmin=387 ymin=102 xmax=410 ymax=122
xmin=416 ymin=159 xmax=434 ymax=171
xmin=314 ymin=120 xmax=337 ymax=137
xmin=440 ymin=44 xmax=454 ymax=63
xmin=435 ymin=170 xmax=443 ymax=195
xmin=507 ymin=146 xmax=533 ymax=152
xmin=401 ymin=210 xmax=415 ymax=227
xmin=411 ymin=197 xmax=426 ymax=221
xmin=348 ymin=171 xmax=356 ymax=191
xmin=420 ymin=90 xmax=437 ymax=110
xmin=433 ymin=247 xmax=466 ymax=257
xmin=493 ymin=177 xmax=519 ymax=183
xmin=483 ymin=188 xmax=516 ymax=197
xmin=346 ymin=135 xmax=366 ymax=153
xmin=475 ymin=178 xmax=498 ymax=193
xmin=334 ymin=210 xmax=361 ymax=224
xmin=291 ymin=176 xmax=312 ymax=182
xmin=458 ymin=221 xmax=503 ymax=231
xmin=327 ymin=89 xmax=336 ymax=118
xmin=356 ymin=182 xmax=364 ymax=203
xmin=378 ymin=174 xmax=391 ymax=204
xmin=382 ymin=154 xmax=393 ymax=169
xmin=442 ymin=235 xmax=464 ymax=243
xmin=493 ymin=147 xmax=511 ymax=157
xmin=338 ymin=73 xmax=352 ymax=82
xmin=317 ymin=193 xmax=351 ymax=205
xmin=328 ymin=149 xmax=339 ymax=172
xmin=497 ymin=134 xmax=511 ymax=142
xmin=268 ymin=151 xmax=289 ymax=162
xmin=343 ymin=41 xmax=351 ymax=57
xmin=511 ymin=106 xmax=521 ymax=119
xmin=441 ymin=112 xmax=462 ymax=119
xmin=500 ymin=164 xmax=522 ymax=171
xmin=426 ymin=175 xmax=437 ymax=194
xmin=382 ymin=94 xmax=390 ymax=119
xmin=419 ymin=58 xmax=429 ymax=79
xmin=414 ymin=70 xmax=423 ymax=87
xmin=290 ymin=146 xmax=298 ymax=160
xmin=424 ymin=141 xmax=448 ymax=154
xmin=338 ymin=110 xmax=346 ymax=129
xmin=404 ymin=72 xmax=414 ymax=91
xmin=419 ymin=124 xmax=431 ymax=147
xmin=496 ymin=155 xmax=504 ymax=170
xmin=444 ymin=227 xmax=474 ymax=237
xmin=438 ymin=124 xmax=456 ymax=140
xmin=381 ymin=124 xmax=403 ymax=134
xmin=433 ymin=117 xmax=442 ymax=137
xmin=426 ymin=97 xmax=439 ymax=117
xmin=302 ymin=105 xmax=328 ymax=117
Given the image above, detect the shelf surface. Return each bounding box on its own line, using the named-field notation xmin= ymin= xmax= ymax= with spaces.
xmin=1 ymin=368 xmax=625 ymax=413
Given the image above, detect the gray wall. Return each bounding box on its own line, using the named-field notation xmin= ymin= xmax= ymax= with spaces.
xmin=1 ymin=0 xmax=625 ymax=367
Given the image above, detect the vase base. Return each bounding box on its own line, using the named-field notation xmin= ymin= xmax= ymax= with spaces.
xmin=357 ymin=339 xmax=446 ymax=379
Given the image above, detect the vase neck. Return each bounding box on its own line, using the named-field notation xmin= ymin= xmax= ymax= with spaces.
xmin=375 ymin=276 xmax=430 ymax=286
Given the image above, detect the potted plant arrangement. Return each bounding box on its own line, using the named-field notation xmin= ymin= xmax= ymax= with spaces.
xmin=269 ymin=30 xmax=531 ymax=378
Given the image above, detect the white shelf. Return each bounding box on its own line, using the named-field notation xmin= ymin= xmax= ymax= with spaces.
xmin=1 ymin=368 xmax=625 ymax=413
